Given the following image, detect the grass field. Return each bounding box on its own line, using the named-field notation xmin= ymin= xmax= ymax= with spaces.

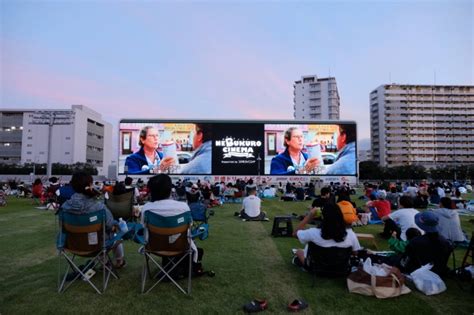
xmin=0 ymin=194 xmax=473 ymax=314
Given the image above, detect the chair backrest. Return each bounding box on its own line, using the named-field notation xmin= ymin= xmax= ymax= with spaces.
xmin=60 ymin=210 xmax=105 ymax=255
xmin=105 ymin=191 xmax=134 ymax=221
xmin=305 ymin=242 xmax=352 ymax=277
xmin=189 ymin=202 xmax=207 ymax=223
xmin=144 ymin=211 xmax=192 ymax=254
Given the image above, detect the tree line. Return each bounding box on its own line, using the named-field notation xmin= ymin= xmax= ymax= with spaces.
xmin=359 ymin=161 xmax=474 ymax=181
xmin=0 ymin=163 xmax=98 ymax=175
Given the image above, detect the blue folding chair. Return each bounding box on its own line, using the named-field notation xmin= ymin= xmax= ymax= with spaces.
xmin=57 ymin=209 xmax=120 ymax=294
xmin=141 ymin=211 xmax=193 ymax=294
xmin=188 ymin=202 xmax=210 ymax=240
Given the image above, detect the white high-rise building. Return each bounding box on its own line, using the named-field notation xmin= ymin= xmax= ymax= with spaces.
xmin=370 ymin=84 xmax=474 ymax=168
xmin=0 ymin=105 xmax=112 ymax=175
xmin=293 ymin=75 xmax=340 ymax=120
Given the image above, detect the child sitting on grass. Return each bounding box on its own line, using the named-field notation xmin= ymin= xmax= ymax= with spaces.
xmin=388 ymin=227 xmax=422 ymax=255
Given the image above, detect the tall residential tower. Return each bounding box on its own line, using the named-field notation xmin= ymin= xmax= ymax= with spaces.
xmin=293 ymin=75 xmax=340 ymax=120
xmin=370 ymin=84 xmax=474 ymax=168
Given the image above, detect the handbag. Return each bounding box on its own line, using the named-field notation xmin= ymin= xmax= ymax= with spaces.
xmin=347 ymin=265 xmax=411 ymax=299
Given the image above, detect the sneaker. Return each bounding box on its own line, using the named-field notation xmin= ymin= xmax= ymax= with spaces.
xmin=291 ymin=248 xmax=298 ymax=255
xmin=291 ymin=256 xmax=299 ymax=266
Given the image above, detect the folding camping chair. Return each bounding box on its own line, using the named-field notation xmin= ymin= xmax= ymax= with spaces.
xmin=305 ymin=242 xmax=352 ymax=287
xmin=189 ymin=202 xmax=210 ymax=240
xmin=57 ymin=209 xmax=120 ymax=294
xmin=105 ymin=191 xmax=135 ymax=221
xmin=141 ymin=211 xmax=193 ymax=295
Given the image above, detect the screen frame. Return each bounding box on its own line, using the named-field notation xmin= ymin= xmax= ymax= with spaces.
xmin=118 ymin=119 xmax=358 ymax=177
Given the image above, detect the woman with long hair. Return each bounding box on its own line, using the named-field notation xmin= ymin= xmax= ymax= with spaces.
xmin=61 ymin=172 xmax=126 ymax=268
xmin=292 ymin=202 xmax=360 ymax=267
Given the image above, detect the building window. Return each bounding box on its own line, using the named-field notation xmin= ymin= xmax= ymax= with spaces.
xmin=65 ymin=137 xmax=71 ymax=140
xmin=65 ymin=152 xmax=70 ymax=155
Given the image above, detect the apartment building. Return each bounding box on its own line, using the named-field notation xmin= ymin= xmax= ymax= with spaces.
xmin=0 ymin=105 xmax=112 ymax=175
xmin=293 ymin=75 xmax=340 ymax=120
xmin=370 ymin=84 xmax=474 ymax=168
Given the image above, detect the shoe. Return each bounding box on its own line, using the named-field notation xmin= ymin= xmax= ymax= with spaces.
xmin=234 ymin=211 xmax=240 ymax=216
xmin=291 ymin=256 xmax=299 ymax=266
xmin=291 ymin=248 xmax=298 ymax=255
xmin=243 ymin=299 xmax=268 ymax=313
xmin=287 ymin=299 xmax=308 ymax=312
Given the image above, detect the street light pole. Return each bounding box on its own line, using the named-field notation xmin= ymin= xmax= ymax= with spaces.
xmin=30 ymin=110 xmax=75 ymax=178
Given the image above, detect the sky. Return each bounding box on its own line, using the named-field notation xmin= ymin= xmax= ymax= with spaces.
xmin=1 ymin=0 xmax=473 ymax=148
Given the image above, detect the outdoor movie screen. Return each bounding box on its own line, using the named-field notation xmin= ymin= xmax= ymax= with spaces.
xmin=118 ymin=120 xmax=357 ymax=176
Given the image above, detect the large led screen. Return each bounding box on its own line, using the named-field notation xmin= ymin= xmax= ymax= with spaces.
xmin=118 ymin=120 xmax=357 ymax=176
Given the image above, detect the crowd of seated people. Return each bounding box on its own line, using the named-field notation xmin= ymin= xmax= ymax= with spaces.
xmin=5 ymin=174 xmax=470 ymax=286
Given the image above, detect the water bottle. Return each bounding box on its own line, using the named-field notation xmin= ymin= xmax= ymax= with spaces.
xmin=118 ymin=218 xmax=128 ymax=233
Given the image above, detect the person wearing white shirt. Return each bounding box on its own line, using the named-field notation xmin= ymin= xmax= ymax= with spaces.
xmin=292 ymin=202 xmax=361 ymax=267
xmin=141 ymin=174 xmax=202 ymax=266
xmin=240 ymin=187 xmax=267 ymax=220
xmin=382 ymin=195 xmax=424 ymax=241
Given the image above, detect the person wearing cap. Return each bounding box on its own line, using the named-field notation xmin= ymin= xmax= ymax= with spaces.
xmin=399 ymin=211 xmax=453 ymax=277
xmin=125 ymin=126 xmax=175 ymax=175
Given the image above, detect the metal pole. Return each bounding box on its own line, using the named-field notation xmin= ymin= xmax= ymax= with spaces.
xmin=47 ymin=114 xmax=53 ymax=178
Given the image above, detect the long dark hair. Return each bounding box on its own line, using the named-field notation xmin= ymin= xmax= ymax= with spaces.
xmin=70 ymin=172 xmax=100 ymax=198
xmin=320 ymin=202 xmax=347 ymax=242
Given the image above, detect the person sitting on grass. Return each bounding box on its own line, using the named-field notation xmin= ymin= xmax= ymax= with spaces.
xmin=336 ymin=189 xmax=358 ymax=226
xmin=358 ymin=227 xmax=422 ymax=266
xmin=388 ymin=227 xmax=422 ymax=255
xmin=292 ymin=202 xmax=361 ymax=270
xmin=239 ymin=186 xmax=267 ymax=220
xmin=380 ymin=195 xmax=423 ymax=240
xmin=432 ymin=197 xmax=467 ymax=243
xmin=399 ymin=211 xmax=453 ymax=277
xmin=365 ymin=189 xmax=391 ymax=227
xmin=61 ymin=172 xmax=125 ymax=269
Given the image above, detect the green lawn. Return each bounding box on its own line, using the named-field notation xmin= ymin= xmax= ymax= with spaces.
xmin=0 ymin=194 xmax=473 ymax=314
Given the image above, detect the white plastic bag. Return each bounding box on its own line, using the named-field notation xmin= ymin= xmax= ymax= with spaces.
xmin=362 ymin=258 xmax=390 ymax=276
xmin=410 ymin=264 xmax=446 ymax=295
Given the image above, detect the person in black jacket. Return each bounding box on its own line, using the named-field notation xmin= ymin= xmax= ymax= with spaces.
xmin=399 ymin=211 xmax=453 ymax=277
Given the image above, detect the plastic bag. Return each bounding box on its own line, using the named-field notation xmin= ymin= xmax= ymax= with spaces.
xmin=363 ymin=258 xmax=390 ymax=276
xmin=410 ymin=264 xmax=446 ymax=295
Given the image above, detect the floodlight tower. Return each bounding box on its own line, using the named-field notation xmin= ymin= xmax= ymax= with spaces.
xmin=30 ymin=111 xmax=75 ymax=177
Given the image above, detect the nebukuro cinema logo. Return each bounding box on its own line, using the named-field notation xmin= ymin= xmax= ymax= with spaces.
xmin=215 ymin=137 xmax=262 ymax=159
